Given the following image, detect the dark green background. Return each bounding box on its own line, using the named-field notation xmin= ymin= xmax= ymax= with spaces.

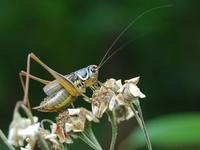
xmin=0 ymin=0 xmax=199 ymax=149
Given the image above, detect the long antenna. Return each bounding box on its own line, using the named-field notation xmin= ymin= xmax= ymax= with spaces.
xmin=98 ymin=39 xmax=134 ymax=69
xmin=98 ymin=4 xmax=172 ymax=68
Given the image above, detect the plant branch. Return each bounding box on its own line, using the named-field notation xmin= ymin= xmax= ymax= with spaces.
xmin=107 ymin=111 xmax=118 ymax=150
xmin=130 ymin=102 xmax=152 ymax=150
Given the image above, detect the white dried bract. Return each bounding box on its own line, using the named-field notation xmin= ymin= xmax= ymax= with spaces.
xmin=8 ymin=105 xmax=62 ymax=150
xmin=55 ymin=107 xmax=99 ymax=143
xmin=119 ymin=76 xmax=146 ymax=100
xmin=8 ymin=111 xmax=39 ymax=147
xmin=18 ymin=122 xmax=40 ymax=149
xmin=103 ymin=78 xmax=123 ymax=92
xmin=91 ymin=77 xmax=145 ymax=123
xmin=21 ymin=122 xmax=61 ymax=150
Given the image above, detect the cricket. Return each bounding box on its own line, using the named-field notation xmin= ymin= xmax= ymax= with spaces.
xmin=20 ymin=5 xmax=170 ymax=113
xmin=18 ymin=5 xmax=172 ymax=150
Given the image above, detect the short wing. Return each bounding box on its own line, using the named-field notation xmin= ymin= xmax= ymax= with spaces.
xmin=51 ymin=71 xmax=80 ymax=97
xmin=43 ymin=80 xmax=62 ymax=96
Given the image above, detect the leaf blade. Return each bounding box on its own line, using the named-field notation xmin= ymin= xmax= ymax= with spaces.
xmin=119 ymin=113 xmax=200 ymax=149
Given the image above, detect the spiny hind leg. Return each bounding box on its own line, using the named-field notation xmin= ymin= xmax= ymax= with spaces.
xmin=19 ymin=52 xmax=33 ymax=110
xmin=27 ymin=53 xmax=79 ymax=97
xmin=19 ymin=55 xmax=50 ymax=110
xmin=20 ymin=71 xmax=50 ymax=85
xmin=20 ymin=53 xmax=50 ymax=111
xmin=19 ymin=60 xmax=31 ymax=110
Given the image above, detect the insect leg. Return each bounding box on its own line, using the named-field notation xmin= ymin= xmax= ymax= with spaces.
xmin=27 ymin=53 xmax=79 ymax=97
xmin=19 ymin=71 xmax=31 ymax=110
xmin=20 ymin=71 xmax=50 ymax=85
xmin=21 ymin=54 xmax=31 ymax=111
xmin=82 ymin=93 xmax=91 ymax=103
xmin=19 ymin=71 xmax=26 ymax=92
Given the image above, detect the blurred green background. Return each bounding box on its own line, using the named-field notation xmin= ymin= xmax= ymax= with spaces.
xmin=0 ymin=0 xmax=200 ymax=150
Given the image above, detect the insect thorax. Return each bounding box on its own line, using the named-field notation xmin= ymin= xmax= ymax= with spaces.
xmin=73 ymin=65 xmax=98 ymax=90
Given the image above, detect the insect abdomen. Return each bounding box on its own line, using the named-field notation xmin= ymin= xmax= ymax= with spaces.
xmin=33 ymin=88 xmax=75 ymax=112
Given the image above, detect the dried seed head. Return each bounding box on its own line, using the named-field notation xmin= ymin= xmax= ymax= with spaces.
xmin=118 ymin=77 xmax=146 ymax=101
xmin=91 ymin=77 xmax=145 ymax=123
xmin=55 ymin=111 xmax=73 ymax=143
xmin=124 ymin=76 xmax=140 ymax=84
xmin=20 ymin=121 xmax=61 ymax=150
xmin=39 ymin=127 xmax=61 ymax=149
xmin=55 ymin=108 xmax=98 ymax=143
xmin=113 ymin=105 xmax=135 ymax=123
xmin=104 ymin=78 xmax=122 ymax=92
xmin=92 ymin=85 xmax=116 ymax=118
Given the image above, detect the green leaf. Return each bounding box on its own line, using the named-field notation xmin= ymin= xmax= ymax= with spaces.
xmin=119 ymin=113 xmax=200 ymax=149
xmin=0 ymin=130 xmax=15 ymax=150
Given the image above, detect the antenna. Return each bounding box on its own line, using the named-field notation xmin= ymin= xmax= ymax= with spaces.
xmin=98 ymin=39 xmax=134 ymax=69
xmin=98 ymin=4 xmax=172 ymax=68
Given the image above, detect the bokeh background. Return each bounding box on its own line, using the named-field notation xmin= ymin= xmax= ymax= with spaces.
xmin=0 ymin=0 xmax=200 ymax=150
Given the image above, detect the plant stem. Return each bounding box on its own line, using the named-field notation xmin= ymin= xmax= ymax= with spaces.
xmin=38 ymin=135 xmax=50 ymax=150
xmin=0 ymin=130 xmax=15 ymax=150
xmin=130 ymin=102 xmax=152 ymax=150
xmin=107 ymin=111 xmax=118 ymax=150
xmin=79 ymin=126 xmax=103 ymax=150
xmin=20 ymin=104 xmax=34 ymax=123
xmin=79 ymin=132 xmax=101 ymax=150
xmin=84 ymin=125 xmax=102 ymax=149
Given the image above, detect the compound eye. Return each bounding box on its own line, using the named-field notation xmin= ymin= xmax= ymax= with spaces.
xmin=90 ymin=66 xmax=97 ymax=73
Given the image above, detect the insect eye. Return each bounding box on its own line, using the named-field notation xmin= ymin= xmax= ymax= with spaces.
xmin=90 ymin=66 xmax=97 ymax=73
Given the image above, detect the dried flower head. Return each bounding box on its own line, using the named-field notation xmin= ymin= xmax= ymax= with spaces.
xmin=55 ymin=108 xmax=99 ymax=143
xmin=92 ymin=85 xmax=116 ymax=118
xmin=119 ymin=76 xmax=146 ymax=101
xmin=20 ymin=120 xmax=63 ymax=150
xmin=112 ymin=105 xmax=135 ymax=123
xmin=91 ymin=77 xmax=145 ymax=123
xmin=8 ymin=109 xmax=39 ymax=147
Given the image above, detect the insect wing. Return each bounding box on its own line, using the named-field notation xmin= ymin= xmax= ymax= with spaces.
xmin=43 ymin=80 xmax=62 ymax=96
xmin=53 ymin=72 xmax=80 ymax=97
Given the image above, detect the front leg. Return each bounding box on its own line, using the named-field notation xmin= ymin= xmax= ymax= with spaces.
xmin=81 ymin=93 xmax=92 ymax=103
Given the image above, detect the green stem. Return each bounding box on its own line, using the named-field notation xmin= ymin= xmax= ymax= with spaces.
xmin=79 ymin=126 xmax=103 ymax=150
xmin=20 ymin=104 xmax=34 ymax=123
xmin=0 ymin=130 xmax=15 ymax=150
xmin=107 ymin=111 xmax=118 ymax=150
xmin=84 ymin=125 xmax=102 ymax=149
xmin=38 ymin=135 xmax=50 ymax=150
xmin=79 ymin=132 xmax=100 ymax=150
xmin=14 ymin=102 xmax=34 ymax=123
xmin=130 ymin=102 xmax=152 ymax=150
xmin=62 ymin=143 xmax=68 ymax=150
